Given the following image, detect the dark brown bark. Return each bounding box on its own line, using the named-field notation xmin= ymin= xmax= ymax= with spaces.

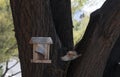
xmin=103 ymin=36 xmax=120 ymax=77
xmin=67 ymin=0 xmax=120 ymax=77
xmin=10 ymin=0 xmax=73 ymax=77
xmin=10 ymin=0 xmax=120 ymax=76
xmin=67 ymin=9 xmax=101 ymax=77
xmin=50 ymin=0 xmax=74 ymax=50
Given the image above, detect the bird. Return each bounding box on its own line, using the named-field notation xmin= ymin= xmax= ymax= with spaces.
xmin=61 ymin=50 xmax=82 ymax=61
xmin=34 ymin=44 xmax=46 ymax=55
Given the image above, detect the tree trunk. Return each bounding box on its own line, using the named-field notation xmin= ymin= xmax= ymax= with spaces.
xmin=50 ymin=0 xmax=74 ymax=50
xmin=67 ymin=0 xmax=120 ymax=77
xmin=10 ymin=0 xmax=73 ymax=77
xmin=10 ymin=0 xmax=120 ymax=77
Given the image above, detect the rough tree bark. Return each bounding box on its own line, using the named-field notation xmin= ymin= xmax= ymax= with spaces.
xmin=10 ymin=0 xmax=120 ymax=77
xmin=50 ymin=0 xmax=74 ymax=50
xmin=10 ymin=0 xmax=73 ymax=77
xmin=67 ymin=0 xmax=120 ymax=77
xmin=103 ymin=36 xmax=120 ymax=77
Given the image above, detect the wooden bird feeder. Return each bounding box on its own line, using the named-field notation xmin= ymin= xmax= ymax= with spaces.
xmin=30 ymin=37 xmax=53 ymax=63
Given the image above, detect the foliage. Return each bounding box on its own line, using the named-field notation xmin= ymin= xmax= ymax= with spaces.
xmin=73 ymin=15 xmax=89 ymax=44
xmin=0 ymin=0 xmax=17 ymax=63
xmin=71 ymin=0 xmax=87 ymax=14
xmin=0 ymin=67 xmax=3 ymax=77
xmin=71 ymin=0 xmax=89 ymax=44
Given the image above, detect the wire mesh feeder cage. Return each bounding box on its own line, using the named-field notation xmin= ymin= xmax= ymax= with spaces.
xmin=30 ymin=37 xmax=53 ymax=63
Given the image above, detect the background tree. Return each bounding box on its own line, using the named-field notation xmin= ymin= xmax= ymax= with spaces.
xmin=0 ymin=0 xmax=17 ymax=63
xmin=0 ymin=66 xmax=3 ymax=76
xmin=0 ymin=0 xmax=18 ymax=76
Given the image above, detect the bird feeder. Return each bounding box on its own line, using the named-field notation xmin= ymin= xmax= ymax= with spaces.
xmin=30 ymin=37 xmax=53 ymax=63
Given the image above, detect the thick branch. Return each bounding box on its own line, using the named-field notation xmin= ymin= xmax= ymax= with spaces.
xmin=50 ymin=0 xmax=74 ymax=50
xmin=67 ymin=0 xmax=120 ymax=77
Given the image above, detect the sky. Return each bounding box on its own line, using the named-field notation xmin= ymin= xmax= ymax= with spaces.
xmin=73 ymin=0 xmax=106 ymax=21
xmin=82 ymin=0 xmax=106 ymax=13
xmin=3 ymin=59 xmax=21 ymax=77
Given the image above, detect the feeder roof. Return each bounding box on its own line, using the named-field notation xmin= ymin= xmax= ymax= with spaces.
xmin=30 ymin=37 xmax=53 ymax=44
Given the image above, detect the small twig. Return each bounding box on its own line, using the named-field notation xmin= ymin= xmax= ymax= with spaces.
xmin=1 ymin=60 xmax=19 ymax=77
xmin=1 ymin=61 xmax=9 ymax=77
xmin=8 ymin=61 xmax=19 ymax=70
xmin=9 ymin=71 xmax=21 ymax=77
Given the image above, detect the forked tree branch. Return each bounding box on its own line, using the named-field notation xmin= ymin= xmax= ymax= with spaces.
xmin=1 ymin=60 xmax=20 ymax=77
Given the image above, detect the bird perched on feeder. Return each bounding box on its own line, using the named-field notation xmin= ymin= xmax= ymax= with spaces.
xmin=34 ymin=44 xmax=46 ymax=56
